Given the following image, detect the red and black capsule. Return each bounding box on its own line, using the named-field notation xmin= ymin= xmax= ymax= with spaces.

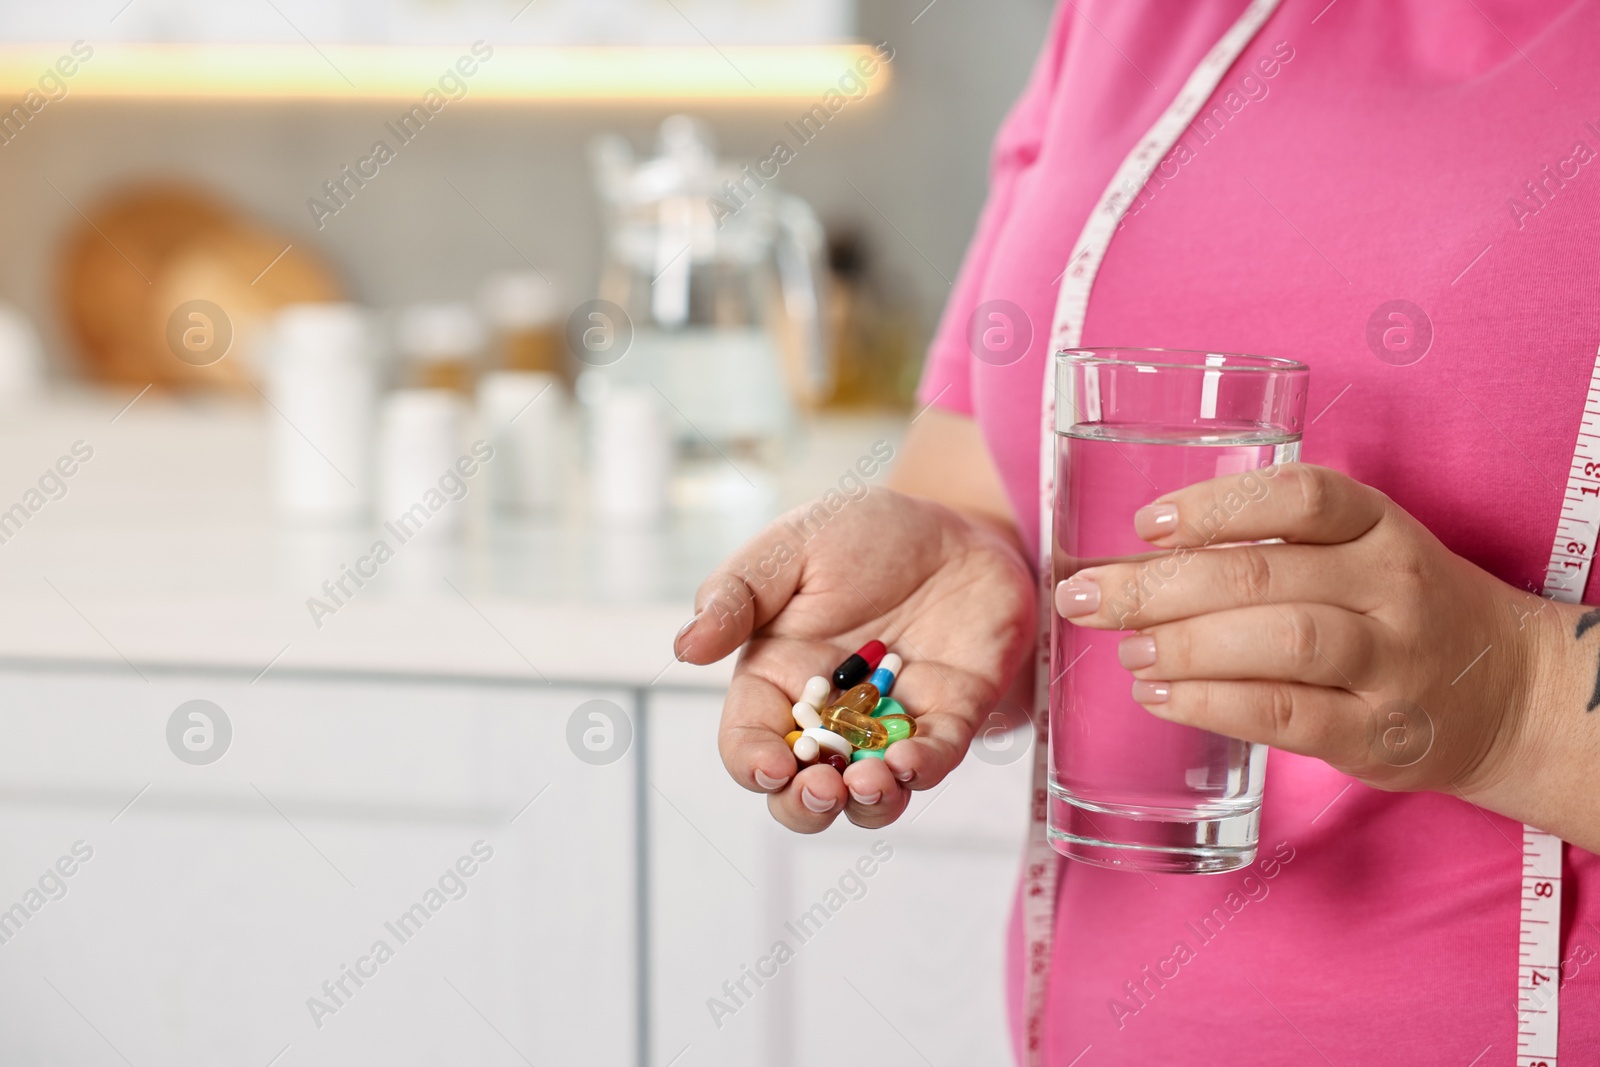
xmin=831 ymin=640 xmax=887 ymax=689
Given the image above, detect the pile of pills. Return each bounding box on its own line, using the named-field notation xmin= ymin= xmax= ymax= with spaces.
xmin=785 ymin=640 xmax=918 ymax=769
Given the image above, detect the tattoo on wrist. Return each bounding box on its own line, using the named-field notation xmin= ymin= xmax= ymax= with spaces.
xmin=1575 ymin=609 xmax=1600 ymax=712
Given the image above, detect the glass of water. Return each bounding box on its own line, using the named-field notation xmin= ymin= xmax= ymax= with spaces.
xmin=1048 ymin=348 xmax=1308 ymax=874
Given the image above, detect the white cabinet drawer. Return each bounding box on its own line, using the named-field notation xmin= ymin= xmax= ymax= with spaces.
xmin=0 ymin=668 xmax=637 ymax=1067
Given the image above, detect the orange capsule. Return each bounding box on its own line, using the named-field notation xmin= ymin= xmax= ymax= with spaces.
xmin=785 ymin=730 xmax=803 ymax=749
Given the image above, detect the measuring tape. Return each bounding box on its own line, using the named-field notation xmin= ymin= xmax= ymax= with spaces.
xmin=1514 ymin=344 xmax=1600 ymax=1064
xmin=1519 ymin=825 xmax=1565 ymax=1066
xmin=1023 ymin=3 xmax=1578 ymax=1062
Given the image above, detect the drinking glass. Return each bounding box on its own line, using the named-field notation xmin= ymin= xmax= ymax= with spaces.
xmin=1048 ymin=348 xmax=1308 ymax=874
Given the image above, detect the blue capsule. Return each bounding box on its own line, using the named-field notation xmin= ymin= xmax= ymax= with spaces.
xmin=867 ymin=653 xmax=902 ymax=697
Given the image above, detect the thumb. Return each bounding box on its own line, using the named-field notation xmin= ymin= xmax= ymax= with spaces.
xmin=674 ymin=517 xmax=807 ymax=664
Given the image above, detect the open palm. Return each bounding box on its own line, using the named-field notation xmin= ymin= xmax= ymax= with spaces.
xmin=675 ymin=488 xmax=1036 ymax=831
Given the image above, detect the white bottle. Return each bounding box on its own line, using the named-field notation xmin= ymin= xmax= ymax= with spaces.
xmin=265 ymin=303 xmax=374 ymax=521
xmin=590 ymin=383 xmax=669 ymax=523
xmin=477 ymin=271 xmax=568 ymax=515
xmin=478 ymin=371 xmax=565 ymax=514
xmin=378 ymin=389 xmax=469 ymax=541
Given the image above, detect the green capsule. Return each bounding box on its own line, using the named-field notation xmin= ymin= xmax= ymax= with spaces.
xmin=850 ymin=748 xmax=886 ymax=761
xmin=878 ymin=713 xmax=916 ymax=743
xmin=871 ymin=697 xmax=906 ymax=719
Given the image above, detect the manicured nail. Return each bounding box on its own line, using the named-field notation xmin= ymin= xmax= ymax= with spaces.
xmin=1118 ymin=635 xmax=1157 ymax=670
xmin=801 ymin=788 xmax=836 ymax=813
xmin=849 ymin=787 xmax=882 ymax=807
xmin=1132 ymin=680 xmax=1170 ymax=704
xmin=893 ymin=767 xmax=916 ymax=784
xmin=1134 ymin=503 xmax=1179 ymax=540
xmin=754 ymin=769 xmax=789 ymax=791
xmin=672 ymin=613 xmax=701 ymax=661
xmin=1056 ymin=576 xmax=1101 ymax=617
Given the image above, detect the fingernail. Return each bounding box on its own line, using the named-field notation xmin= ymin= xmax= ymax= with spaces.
xmin=1132 ymin=680 xmax=1170 ymax=704
xmin=754 ymin=769 xmax=789 ymax=791
xmin=1134 ymin=503 xmax=1179 ymax=540
xmin=801 ymin=788 xmax=836 ymax=813
xmin=1118 ymin=635 xmax=1157 ymax=670
xmin=849 ymin=787 xmax=882 ymax=806
xmin=893 ymin=767 xmax=915 ymax=784
xmin=672 ymin=613 xmax=701 ymax=661
xmin=1056 ymin=576 xmax=1100 ymax=617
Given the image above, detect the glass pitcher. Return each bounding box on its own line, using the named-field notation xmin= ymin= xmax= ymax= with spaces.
xmin=587 ymin=115 xmax=829 ymax=515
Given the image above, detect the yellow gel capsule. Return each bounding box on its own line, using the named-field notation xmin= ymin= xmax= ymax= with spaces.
xmin=878 ymin=713 xmax=916 ymax=743
xmin=785 ymin=730 xmax=803 ymax=749
xmin=820 ymin=704 xmax=888 ymax=751
xmin=835 ymin=682 xmax=881 ymax=716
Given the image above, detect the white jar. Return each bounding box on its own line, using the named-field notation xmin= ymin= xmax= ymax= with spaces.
xmin=590 ymin=384 xmax=668 ymax=523
xmin=477 ymin=370 xmax=566 ymax=515
xmin=378 ymin=389 xmax=470 ymax=541
xmin=264 ymin=303 xmax=374 ymax=521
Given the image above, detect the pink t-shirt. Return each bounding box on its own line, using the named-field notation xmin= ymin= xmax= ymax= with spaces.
xmin=917 ymin=0 xmax=1600 ymax=1062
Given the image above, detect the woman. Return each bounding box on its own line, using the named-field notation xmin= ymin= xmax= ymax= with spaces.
xmin=675 ymin=0 xmax=1600 ymax=1061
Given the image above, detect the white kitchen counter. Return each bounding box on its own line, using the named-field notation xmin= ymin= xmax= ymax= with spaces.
xmin=0 ymin=392 xmax=907 ymax=688
xmin=0 ymin=393 xmax=1029 ymax=1067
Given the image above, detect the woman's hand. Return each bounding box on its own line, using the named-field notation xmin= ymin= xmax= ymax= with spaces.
xmin=676 ymin=487 xmax=1034 ymax=833
xmin=1054 ymin=463 xmax=1564 ymax=807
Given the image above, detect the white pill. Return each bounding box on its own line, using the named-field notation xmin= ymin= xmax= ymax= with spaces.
xmin=792 ymin=701 xmax=823 ymax=730
xmin=793 ymin=735 xmax=821 ymax=762
xmin=804 ymin=726 xmax=852 ymax=758
xmin=878 ymin=653 xmax=903 ymax=676
xmin=801 ymin=675 xmax=831 ymax=709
